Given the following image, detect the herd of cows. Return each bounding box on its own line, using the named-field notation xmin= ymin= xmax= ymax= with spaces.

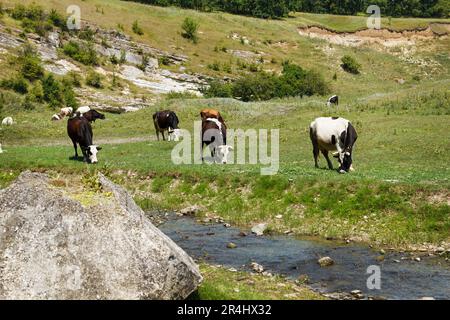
xmin=0 ymin=95 xmax=358 ymax=173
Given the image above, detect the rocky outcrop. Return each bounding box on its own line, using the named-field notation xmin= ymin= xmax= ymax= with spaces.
xmin=0 ymin=171 xmax=202 ymax=300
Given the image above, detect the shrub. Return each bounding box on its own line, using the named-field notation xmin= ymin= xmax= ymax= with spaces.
xmin=85 ymin=70 xmax=103 ymax=88
xmin=201 ymin=80 xmax=233 ymax=98
xmin=48 ymin=9 xmax=66 ymax=29
xmin=207 ymin=61 xmax=221 ymax=71
xmin=62 ymin=41 xmax=98 ymax=65
xmin=166 ymin=91 xmax=198 ymax=100
xmin=0 ymin=76 xmax=29 ymax=94
xmin=78 ymin=28 xmax=95 ymax=41
xmin=181 ymin=17 xmax=199 ymax=43
xmin=341 ymin=55 xmax=361 ymax=74
xmin=42 ymin=74 xmax=63 ymax=108
xmin=22 ymin=94 xmax=36 ymax=110
xmin=29 ymin=81 xmax=44 ymax=102
xmin=119 ymin=49 xmax=127 ymax=64
xmin=158 ymin=55 xmax=171 ymax=66
xmin=21 ymin=54 xmax=44 ymax=81
xmin=132 ymin=20 xmax=144 ymax=35
xmin=232 ymin=72 xmax=280 ymax=102
xmin=139 ymin=54 xmax=149 ymax=71
xmin=202 ymin=62 xmax=329 ymax=101
xmin=64 ymin=71 xmax=82 ymax=87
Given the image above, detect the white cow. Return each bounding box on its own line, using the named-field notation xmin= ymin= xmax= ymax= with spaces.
xmin=309 ymin=117 xmax=358 ymax=173
xmin=76 ymin=106 xmax=91 ymax=116
xmin=0 ymin=143 xmax=3 ymax=154
xmin=2 ymin=117 xmax=13 ymax=126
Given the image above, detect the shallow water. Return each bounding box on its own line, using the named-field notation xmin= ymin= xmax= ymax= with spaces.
xmin=160 ymin=217 xmax=450 ymax=300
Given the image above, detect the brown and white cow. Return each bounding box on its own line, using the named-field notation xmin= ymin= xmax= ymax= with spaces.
xmin=51 ymin=107 xmax=73 ymax=121
xmin=153 ymin=110 xmax=180 ymax=141
xmin=200 ymin=108 xmax=227 ymax=128
xmin=202 ymin=118 xmax=233 ymax=164
xmin=309 ymin=117 xmax=358 ymax=173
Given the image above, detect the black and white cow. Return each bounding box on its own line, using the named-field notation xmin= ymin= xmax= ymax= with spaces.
xmin=309 ymin=117 xmax=358 ymax=173
xmin=153 ymin=110 xmax=180 ymax=141
xmin=327 ymin=95 xmax=339 ymax=107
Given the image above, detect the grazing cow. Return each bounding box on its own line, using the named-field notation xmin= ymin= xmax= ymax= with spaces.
xmin=2 ymin=117 xmax=13 ymax=126
xmin=202 ymin=118 xmax=233 ymax=164
xmin=0 ymin=143 xmax=3 ymax=154
xmin=67 ymin=116 xmax=102 ymax=163
xmin=309 ymin=117 xmax=358 ymax=173
xmin=51 ymin=107 xmax=74 ymax=121
xmin=200 ymin=108 xmax=227 ymax=128
xmin=327 ymin=95 xmax=339 ymax=107
xmin=153 ymin=110 xmax=180 ymax=141
xmin=82 ymin=109 xmax=105 ymax=123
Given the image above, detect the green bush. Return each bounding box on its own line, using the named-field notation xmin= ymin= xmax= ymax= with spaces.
xmin=181 ymin=17 xmax=199 ymax=43
xmin=132 ymin=20 xmax=144 ymax=35
xmin=63 ymin=41 xmax=99 ymax=66
xmin=64 ymin=71 xmax=82 ymax=87
xmin=341 ymin=55 xmax=361 ymax=74
xmin=42 ymin=74 xmax=63 ymax=108
xmin=202 ymin=62 xmax=329 ymax=101
xmin=85 ymin=71 xmax=103 ymax=88
xmin=166 ymin=91 xmax=198 ymax=100
xmin=0 ymin=76 xmax=29 ymax=94
xmin=29 ymin=81 xmax=44 ymax=102
xmin=201 ymin=80 xmax=233 ymax=98
xmin=232 ymin=72 xmax=280 ymax=102
xmin=158 ymin=55 xmax=171 ymax=66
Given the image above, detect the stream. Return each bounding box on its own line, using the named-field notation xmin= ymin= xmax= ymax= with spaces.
xmin=159 ymin=216 xmax=450 ymax=300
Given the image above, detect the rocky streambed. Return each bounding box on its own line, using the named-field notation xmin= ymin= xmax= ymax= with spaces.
xmin=159 ymin=216 xmax=450 ymax=300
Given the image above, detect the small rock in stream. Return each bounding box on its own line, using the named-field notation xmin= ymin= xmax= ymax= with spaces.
xmin=318 ymin=256 xmax=334 ymax=267
xmin=251 ymin=223 xmax=267 ymax=236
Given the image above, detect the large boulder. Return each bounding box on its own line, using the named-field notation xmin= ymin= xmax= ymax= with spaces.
xmin=0 ymin=171 xmax=202 ymax=300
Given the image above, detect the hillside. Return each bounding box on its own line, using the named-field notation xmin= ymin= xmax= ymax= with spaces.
xmin=0 ymin=0 xmax=449 ymax=268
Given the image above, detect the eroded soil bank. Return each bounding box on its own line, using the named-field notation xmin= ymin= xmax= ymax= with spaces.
xmin=298 ymin=23 xmax=450 ymax=47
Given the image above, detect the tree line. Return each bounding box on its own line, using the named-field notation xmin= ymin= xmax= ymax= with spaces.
xmin=123 ymin=0 xmax=449 ymax=18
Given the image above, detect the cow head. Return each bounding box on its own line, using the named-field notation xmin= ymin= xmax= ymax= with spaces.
xmin=169 ymin=129 xmax=182 ymax=142
xmin=86 ymin=145 xmax=102 ymax=164
xmin=338 ymin=151 xmax=353 ymax=174
xmin=215 ymin=145 xmax=233 ymax=164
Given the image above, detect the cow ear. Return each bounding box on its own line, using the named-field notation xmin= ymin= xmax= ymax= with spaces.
xmin=97 ymin=146 xmax=102 ymax=151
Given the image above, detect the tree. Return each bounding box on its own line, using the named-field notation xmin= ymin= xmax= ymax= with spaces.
xmin=181 ymin=17 xmax=199 ymax=43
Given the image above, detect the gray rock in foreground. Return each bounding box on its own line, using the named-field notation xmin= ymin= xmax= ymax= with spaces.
xmin=0 ymin=171 xmax=202 ymax=300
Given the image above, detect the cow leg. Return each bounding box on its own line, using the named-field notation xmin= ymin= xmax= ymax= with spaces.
xmin=310 ymin=129 xmax=320 ymax=168
xmin=162 ymin=131 xmax=166 ymax=141
xmin=322 ymin=150 xmax=334 ymax=170
xmin=71 ymin=140 xmax=79 ymax=159
xmin=156 ymin=130 xmax=160 ymax=141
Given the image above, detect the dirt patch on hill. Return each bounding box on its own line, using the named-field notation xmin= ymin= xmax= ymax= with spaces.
xmin=298 ymin=23 xmax=450 ymax=47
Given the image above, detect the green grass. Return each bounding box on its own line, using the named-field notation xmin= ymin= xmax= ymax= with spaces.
xmin=1 ymin=85 xmax=449 ymax=248
xmin=192 ymin=264 xmax=325 ymax=300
